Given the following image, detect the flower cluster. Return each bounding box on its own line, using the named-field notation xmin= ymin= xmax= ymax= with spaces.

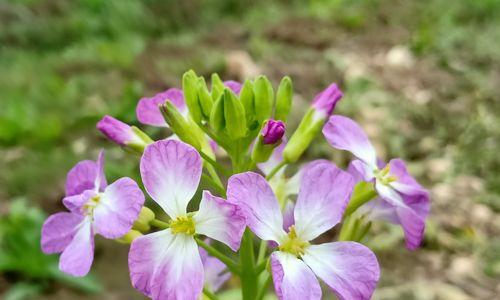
xmin=41 ymin=71 xmax=430 ymax=300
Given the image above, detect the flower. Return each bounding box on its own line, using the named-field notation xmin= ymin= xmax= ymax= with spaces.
xmin=323 ymin=115 xmax=431 ymax=250
xmin=262 ymin=119 xmax=286 ymax=145
xmin=41 ymin=151 xmax=144 ymax=276
xmin=97 ymin=115 xmax=151 ymax=149
xmin=128 ymin=140 xmax=246 ymax=300
xmin=228 ymin=161 xmax=380 ymax=300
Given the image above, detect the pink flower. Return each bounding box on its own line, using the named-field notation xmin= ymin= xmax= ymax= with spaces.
xmin=228 ymin=161 xmax=380 ymax=300
xmin=323 ymin=115 xmax=431 ymax=249
xmin=41 ymin=151 xmax=144 ymax=276
xmin=128 ymin=140 xmax=246 ymax=300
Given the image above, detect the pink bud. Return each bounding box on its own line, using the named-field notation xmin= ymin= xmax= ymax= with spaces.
xmin=96 ymin=115 xmax=135 ymax=146
xmin=312 ymin=83 xmax=343 ymax=117
xmin=262 ymin=120 xmax=285 ymax=145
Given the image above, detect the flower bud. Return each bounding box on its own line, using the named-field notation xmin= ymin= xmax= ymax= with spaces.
xmin=211 ymin=73 xmax=225 ymax=101
xmin=252 ymin=119 xmax=285 ymax=163
xmin=240 ymin=79 xmax=256 ymax=127
xmin=283 ymin=83 xmax=343 ymax=163
xmin=275 ymin=76 xmax=293 ymax=122
xmin=132 ymin=207 xmax=155 ymax=232
xmin=311 ymin=83 xmax=343 ymax=119
xmin=253 ymin=76 xmax=274 ymax=123
xmin=223 ymin=88 xmax=247 ymax=139
xmin=224 ymin=80 xmax=242 ymax=95
xmin=197 ymin=77 xmax=213 ymax=119
xmin=160 ymin=101 xmax=202 ymax=150
xmin=262 ymin=119 xmax=285 ymax=145
xmin=97 ymin=115 xmax=152 ymax=152
xmin=116 ymin=230 xmax=142 ymax=244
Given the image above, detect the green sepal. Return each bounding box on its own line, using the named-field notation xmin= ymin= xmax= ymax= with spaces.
xmin=223 ymin=88 xmax=247 ymax=139
xmin=160 ymin=101 xmax=201 ymax=150
xmin=240 ymin=79 xmax=255 ymax=126
xmin=182 ymin=70 xmax=203 ymax=123
xmin=283 ymin=108 xmax=323 ymax=163
xmin=253 ymin=76 xmax=274 ymax=123
xmin=210 ymin=94 xmax=225 ymax=132
xmin=275 ymin=76 xmax=293 ymax=122
xmin=197 ymin=77 xmax=213 ymax=119
xmin=211 ymin=73 xmax=225 ymax=101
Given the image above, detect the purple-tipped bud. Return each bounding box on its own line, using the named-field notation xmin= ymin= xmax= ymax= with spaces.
xmin=97 ymin=115 xmax=135 ymax=146
xmin=262 ymin=120 xmax=286 ymax=145
xmin=224 ymin=80 xmax=242 ymax=95
xmin=312 ymin=83 xmax=343 ymax=117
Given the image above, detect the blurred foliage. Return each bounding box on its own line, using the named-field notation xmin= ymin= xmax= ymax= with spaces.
xmin=0 ymin=199 xmax=102 ymax=299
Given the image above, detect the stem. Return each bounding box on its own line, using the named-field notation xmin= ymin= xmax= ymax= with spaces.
xmin=201 ymin=174 xmax=226 ymax=197
xmin=254 ymin=260 xmax=267 ymax=276
xmin=203 ymin=287 xmax=219 ymax=300
xmin=256 ymin=273 xmax=272 ymax=300
xmin=200 ymin=150 xmax=231 ymax=177
xmin=150 ymin=219 xmax=169 ymax=229
xmin=344 ymin=188 xmax=377 ymax=217
xmin=256 ymin=240 xmax=267 ymax=264
xmin=240 ymin=229 xmax=257 ymax=300
xmin=265 ymin=161 xmax=286 ymax=181
xmin=206 ymin=163 xmax=225 ymax=189
xmin=196 ymin=238 xmax=240 ymax=275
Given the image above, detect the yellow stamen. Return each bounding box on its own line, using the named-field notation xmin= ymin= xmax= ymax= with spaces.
xmin=170 ymin=216 xmax=196 ymax=235
xmin=279 ymin=225 xmax=309 ymax=257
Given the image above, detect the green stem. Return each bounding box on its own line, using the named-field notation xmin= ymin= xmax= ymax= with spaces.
xmin=344 ymin=188 xmax=377 ymax=217
xmin=206 ymin=163 xmax=225 ymax=189
xmin=150 ymin=219 xmax=169 ymax=229
xmin=265 ymin=161 xmax=286 ymax=181
xmin=256 ymin=240 xmax=267 ymax=264
xmin=254 ymin=260 xmax=267 ymax=276
xmin=201 ymin=174 xmax=226 ymax=197
xmin=240 ymin=229 xmax=257 ymax=300
xmin=200 ymin=150 xmax=231 ymax=177
xmin=195 ymin=238 xmax=240 ymax=275
xmin=203 ymin=287 xmax=219 ymax=300
xmin=256 ymin=273 xmax=272 ymax=300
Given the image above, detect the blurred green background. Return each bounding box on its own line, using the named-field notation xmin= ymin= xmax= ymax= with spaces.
xmin=1 ymin=0 xmax=499 ymax=299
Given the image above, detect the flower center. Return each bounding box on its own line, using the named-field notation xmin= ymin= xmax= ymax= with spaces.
xmin=83 ymin=194 xmax=101 ymax=216
xmin=279 ymin=225 xmax=309 ymax=257
xmin=170 ymin=215 xmax=195 ymax=235
xmin=374 ymin=164 xmax=397 ymax=185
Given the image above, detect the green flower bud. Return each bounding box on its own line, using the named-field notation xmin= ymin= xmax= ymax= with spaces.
xmin=275 ymin=76 xmax=293 ymax=122
xmin=210 ymin=94 xmax=225 ymax=133
xmin=197 ymin=77 xmax=213 ymax=119
xmin=223 ymin=88 xmax=247 ymax=139
xmin=182 ymin=70 xmax=203 ymax=123
xmin=240 ymin=79 xmax=255 ymax=125
xmin=253 ymin=76 xmax=274 ymax=123
xmin=116 ymin=230 xmax=142 ymax=244
xmin=132 ymin=207 xmax=155 ymax=232
xmin=160 ymin=101 xmax=201 ymax=150
xmin=211 ymin=73 xmax=225 ymax=101
xmin=283 ymin=108 xmax=323 ymax=163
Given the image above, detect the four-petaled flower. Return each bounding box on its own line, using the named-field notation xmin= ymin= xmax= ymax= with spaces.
xmin=323 ymin=115 xmax=431 ymax=249
xmin=41 ymin=151 xmax=145 ymax=276
xmin=128 ymin=140 xmax=246 ymax=300
xmin=228 ymin=160 xmax=380 ymax=300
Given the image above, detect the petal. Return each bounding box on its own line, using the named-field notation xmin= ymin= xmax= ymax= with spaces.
xmin=193 ymin=191 xmax=246 ymax=251
xmin=129 ymin=230 xmax=204 ymax=300
xmin=348 ymin=159 xmax=375 ymax=182
xmin=59 ymin=219 xmax=95 ymax=277
xmin=227 ymin=172 xmax=287 ymax=243
xmin=94 ymin=150 xmax=106 ymax=190
xmin=359 ymin=197 xmax=399 ymax=224
xmin=93 ymin=177 xmax=145 ymax=239
xmin=41 ymin=212 xmax=84 ymax=254
xmin=224 ymin=80 xmax=242 ymax=95
xmin=65 ymin=159 xmax=107 ymax=197
xmin=62 ymin=190 xmax=95 ymax=214
xmin=302 ymin=242 xmax=380 ymax=300
xmin=323 ymin=115 xmax=378 ymax=168
xmin=136 ymin=88 xmax=185 ymax=127
xmin=200 ymin=248 xmax=230 ymax=292
xmin=282 ymin=200 xmax=295 ymax=231
xmin=294 ymin=161 xmax=354 ymax=241
xmin=140 ymin=140 xmax=202 ymax=218
xmin=270 ymin=251 xmax=322 ymax=300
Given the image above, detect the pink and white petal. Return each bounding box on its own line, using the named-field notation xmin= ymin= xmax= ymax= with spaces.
xmin=62 ymin=190 xmax=95 ymax=214
xmin=93 ymin=177 xmax=145 ymax=239
xmin=359 ymin=198 xmax=399 ymax=224
xmin=270 ymin=251 xmax=322 ymax=300
xmin=294 ymin=161 xmax=354 ymax=241
xmin=140 ymin=140 xmax=202 ymax=219
xmin=41 ymin=212 xmax=84 ymax=254
xmin=129 ymin=230 xmax=204 ymax=300
xmin=323 ymin=115 xmax=378 ymax=168
xmin=193 ymin=191 xmax=246 ymax=251
xmin=396 ymin=206 xmax=426 ymax=250
xmin=59 ymin=219 xmax=95 ymax=277
xmin=65 ymin=160 xmax=106 ymax=197
xmin=227 ymin=172 xmax=287 ymax=243
xmin=94 ymin=150 xmax=106 ymax=191
xmin=282 ymin=200 xmax=295 ymax=231
xmin=348 ymin=159 xmax=375 ymax=182
xmin=202 ymin=253 xmax=230 ymax=292
xmin=303 ymin=242 xmax=380 ymax=300
xmin=136 ymin=88 xmax=186 ymax=127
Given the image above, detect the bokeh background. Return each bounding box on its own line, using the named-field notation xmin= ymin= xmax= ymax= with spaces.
xmin=1 ymin=0 xmax=499 ymax=299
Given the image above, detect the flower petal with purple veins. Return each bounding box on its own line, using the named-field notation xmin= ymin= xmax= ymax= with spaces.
xmin=193 ymin=191 xmax=246 ymax=251
xmin=294 ymin=161 xmax=354 ymax=241
xmin=41 ymin=212 xmax=85 ymax=254
xmin=129 ymin=229 xmax=204 ymax=300
xmin=302 ymin=242 xmax=380 ymax=300
xmin=224 ymin=80 xmax=242 ymax=95
xmin=140 ymin=140 xmax=202 ymax=219
xmin=65 ymin=159 xmax=106 ymax=197
xmin=136 ymin=88 xmax=185 ymax=127
xmin=227 ymin=172 xmax=287 ymax=243
xmin=270 ymin=251 xmax=322 ymax=300
xmin=59 ymin=219 xmax=94 ymax=277
xmin=323 ymin=115 xmax=378 ymax=168
xmin=93 ymin=177 xmax=145 ymax=239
